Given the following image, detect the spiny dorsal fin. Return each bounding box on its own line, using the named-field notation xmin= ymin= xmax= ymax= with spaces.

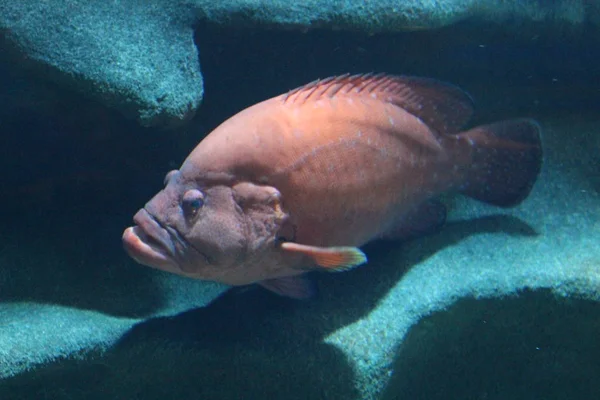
xmin=282 ymin=73 xmax=474 ymax=134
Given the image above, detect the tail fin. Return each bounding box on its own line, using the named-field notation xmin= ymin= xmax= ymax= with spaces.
xmin=458 ymin=118 xmax=543 ymax=207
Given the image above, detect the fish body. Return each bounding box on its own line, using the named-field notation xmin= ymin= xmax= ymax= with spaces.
xmin=122 ymin=74 xmax=542 ymax=299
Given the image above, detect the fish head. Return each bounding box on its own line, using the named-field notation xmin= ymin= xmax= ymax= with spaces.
xmin=122 ymin=167 xmax=294 ymax=285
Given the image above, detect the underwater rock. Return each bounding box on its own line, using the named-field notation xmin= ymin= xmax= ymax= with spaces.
xmin=0 ymin=0 xmax=597 ymax=127
xmin=190 ymin=0 xmax=592 ymax=32
xmin=382 ymin=290 xmax=600 ymax=399
xmin=0 ymin=1 xmax=203 ymax=128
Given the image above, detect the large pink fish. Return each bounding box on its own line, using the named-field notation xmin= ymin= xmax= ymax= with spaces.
xmin=122 ymin=74 xmax=542 ymax=299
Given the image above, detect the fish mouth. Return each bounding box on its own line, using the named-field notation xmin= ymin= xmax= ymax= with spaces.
xmin=122 ymin=208 xmax=179 ymax=272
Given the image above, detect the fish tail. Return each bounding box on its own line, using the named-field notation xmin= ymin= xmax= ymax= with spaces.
xmin=458 ymin=118 xmax=543 ymax=207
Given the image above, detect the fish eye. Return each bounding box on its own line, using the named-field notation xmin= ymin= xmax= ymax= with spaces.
xmin=182 ymin=189 xmax=204 ymax=217
xmin=163 ymin=170 xmax=178 ymax=186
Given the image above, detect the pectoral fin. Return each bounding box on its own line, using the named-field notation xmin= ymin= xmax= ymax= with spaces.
xmin=281 ymin=242 xmax=367 ymax=272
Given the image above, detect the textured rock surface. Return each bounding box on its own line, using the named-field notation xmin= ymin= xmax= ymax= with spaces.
xmin=0 ymin=247 xmax=228 ymax=379
xmin=0 ymin=0 xmax=203 ymax=127
xmin=189 ymin=0 xmax=593 ymax=31
xmin=1 ymin=0 xmax=597 ymax=127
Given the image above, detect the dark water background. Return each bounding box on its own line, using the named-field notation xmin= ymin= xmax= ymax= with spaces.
xmin=0 ymin=18 xmax=599 ymax=399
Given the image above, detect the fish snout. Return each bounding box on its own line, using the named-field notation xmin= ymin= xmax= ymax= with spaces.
xmin=122 ymin=208 xmax=178 ymax=272
xmin=134 ymin=209 xmax=177 ymax=255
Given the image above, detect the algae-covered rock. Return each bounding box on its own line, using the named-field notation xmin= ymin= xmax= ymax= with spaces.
xmin=1 ymin=0 xmax=597 ymax=128
xmin=0 ymin=0 xmax=203 ymax=127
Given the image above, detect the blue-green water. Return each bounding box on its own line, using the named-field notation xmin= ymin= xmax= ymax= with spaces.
xmin=0 ymin=7 xmax=599 ymax=400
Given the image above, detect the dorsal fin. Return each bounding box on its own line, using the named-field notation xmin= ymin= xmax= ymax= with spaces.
xmin=282 ymin=73 xmax=475 ymax=134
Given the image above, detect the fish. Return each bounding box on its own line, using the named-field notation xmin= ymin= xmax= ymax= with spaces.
xmin=122 ymin=73 xmax=543 ymax=299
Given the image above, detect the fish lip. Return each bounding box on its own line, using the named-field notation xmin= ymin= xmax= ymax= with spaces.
xmin=124 ymin=208 xmax=212 ymax=272
xmin=122 ymin=225 xmax=172 ymax=269
xmin=133 ymin=208 xmax=177 ymax=259
xmin=122 ymin=208 xmax=178 ymax=270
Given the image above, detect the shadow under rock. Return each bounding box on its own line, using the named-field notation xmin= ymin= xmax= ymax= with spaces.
xmin=383 ymin=289 xmax=600 ymax=400
xmin=0 ymin=212 xmax=537 ymax=399
xmin=0 ymin=208 xmax=168 ymax=317
xmin=313 ymin=213 xmax=538 ymax=326
xmin=0 ymin=71 xmax=189 ymax=318
xmin=0 ymin=289 xmax=360 ymax=400
xmin=102 ymin=214 xmax=539 ymax=397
